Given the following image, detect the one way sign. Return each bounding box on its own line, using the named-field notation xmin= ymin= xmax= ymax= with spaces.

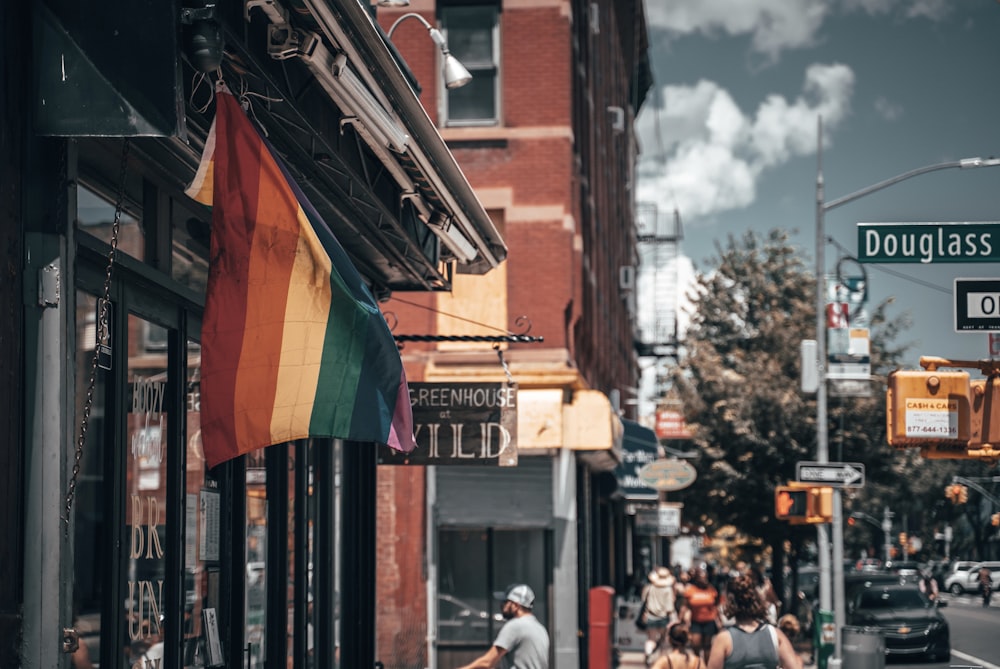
xmin=796 ymin=461 xmax=865 ymax=488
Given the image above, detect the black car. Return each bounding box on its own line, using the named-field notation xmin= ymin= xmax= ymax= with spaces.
xmin=846 ymin=583 xmax=950 ymax=662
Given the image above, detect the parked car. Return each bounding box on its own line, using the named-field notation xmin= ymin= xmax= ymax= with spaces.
xmin=437 ymin=594 xmax=503 ymax=642
xmin=846 ymin=583 xmax=950 ymax=662
xmin=946 ymin=561 xmax=1000 ymax=594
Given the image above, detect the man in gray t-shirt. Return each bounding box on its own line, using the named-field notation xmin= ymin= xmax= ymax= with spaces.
xmin=457 ymin=584 xmax=550 ymax=669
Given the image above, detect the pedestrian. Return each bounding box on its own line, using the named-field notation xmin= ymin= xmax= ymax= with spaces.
xmin=706 ymin=574 xmax=801 ymax=669
xmin=680 ymin=568 xmax=721 ymax=662
xmin=748 ymin=566 xmax=780 ymax=625
xmin=979 ymin=565 xmax=992 ymax=607
xmin=918 ymin=569 xmax=938 ymax=602
xmin=457 ymin=584 xmax=549 ymax=669
xmin=641 ymin=566 xmax=679 ymax=664
xmin=651 ymin=623 xmax=702 ymax=669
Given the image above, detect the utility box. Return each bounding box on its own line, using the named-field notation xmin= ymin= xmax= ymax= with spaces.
xmin=886 ymin=370 xmax=970 ymax=447
xmin=589 ymin=586 xmax=615 ymax=669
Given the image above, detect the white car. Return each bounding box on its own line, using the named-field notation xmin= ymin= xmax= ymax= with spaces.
xmin=945 ymin=561 xmax=1000 ymax=594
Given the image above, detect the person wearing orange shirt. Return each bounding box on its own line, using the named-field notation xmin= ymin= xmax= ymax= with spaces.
xmin=680 ymin=568 xmax=721 ymax=661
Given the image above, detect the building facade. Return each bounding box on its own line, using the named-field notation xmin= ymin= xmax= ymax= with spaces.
xmin=1 ymin=1 xmax=505 ymax=668
xmin=375 ymin=2 xmax=652 ymax=667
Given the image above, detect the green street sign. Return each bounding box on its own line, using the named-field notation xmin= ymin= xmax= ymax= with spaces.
xmin=857 ymin=222 xmax=1000 ymax=263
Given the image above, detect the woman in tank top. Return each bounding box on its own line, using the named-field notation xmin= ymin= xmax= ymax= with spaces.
xmin=706 ymin=573 xmax=801 ymax=669
xmin=651 ymin=623 xmax=701 ymax=669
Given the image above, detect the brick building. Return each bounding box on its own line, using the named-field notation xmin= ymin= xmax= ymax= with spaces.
xmin=375 ymin=2 xmax=652 ymax=667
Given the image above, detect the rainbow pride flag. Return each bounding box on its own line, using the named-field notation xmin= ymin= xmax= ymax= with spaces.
xmin=186 ymin=86 xmax=415 ymax=468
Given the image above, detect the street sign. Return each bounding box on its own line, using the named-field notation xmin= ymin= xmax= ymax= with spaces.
xmin=796 ymin=461 xmax=865 ymax=488
xmin=955 ymin=278 xmax=1000 ymax=332
xmin=858 ymin=222 xmax=1000 ymax=263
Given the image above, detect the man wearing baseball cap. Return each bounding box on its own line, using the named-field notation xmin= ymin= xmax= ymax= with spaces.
xmin=456 ymin=584 xmax=549 ymax=668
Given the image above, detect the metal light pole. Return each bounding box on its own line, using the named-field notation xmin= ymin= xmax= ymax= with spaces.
xmin=814 ymin=115 xmax=1000 ymax=665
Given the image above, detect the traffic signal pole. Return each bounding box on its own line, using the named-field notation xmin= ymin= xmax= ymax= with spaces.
xmin=814 ymin=116 xmax=1000 ymax=667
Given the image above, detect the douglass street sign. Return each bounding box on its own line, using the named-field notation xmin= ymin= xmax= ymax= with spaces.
xmin=857 ymin=222 xmax=1000 ymax=263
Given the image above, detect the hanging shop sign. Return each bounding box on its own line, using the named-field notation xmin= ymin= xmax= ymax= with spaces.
xmin=654 ymin=409 xmax=693 ymax=440
xmin=638 ymin=459 xmax=697 ymax=492
xmin=635 ymin=504 xmax=682 ymax=536
xmin=615 ymin=419 xmax=659 ymax=501
xmin=377 ymin=382 xmax=518 ymax=466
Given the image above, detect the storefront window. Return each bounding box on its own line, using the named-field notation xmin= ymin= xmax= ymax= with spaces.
xmin=77 ymin=183 xmax=144 ymax=262
xmin=171 ymin=207 xmax=210 ymax=294
xmin=71 ymin=291 xmax=110 ymax=669
xmin=246 ymin=448 xmax=268 ymax=668
xmin=124 ymin=313 xmax=169 ymax=669
xmin=184 ymin=347 xmax=218 ymax=668
xmin=438 ymin=527 xmax=548 ymax=664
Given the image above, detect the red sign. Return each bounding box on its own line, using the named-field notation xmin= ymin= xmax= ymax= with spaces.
xmin=655 ymin=410 xmax=692 ymax=440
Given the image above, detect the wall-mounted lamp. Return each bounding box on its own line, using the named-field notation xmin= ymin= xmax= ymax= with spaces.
xmin=387 ymin=12 xmax=472 ymax=89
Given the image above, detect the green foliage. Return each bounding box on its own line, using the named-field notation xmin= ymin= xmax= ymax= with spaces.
xmin=667 ymin=229 xmax=942 ymax=564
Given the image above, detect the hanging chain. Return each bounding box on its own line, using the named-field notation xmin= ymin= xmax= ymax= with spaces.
xmin=493 ymin=344 xmax=515 ymax=386
xmin=63 ymin=139 xmax=130 ymax=534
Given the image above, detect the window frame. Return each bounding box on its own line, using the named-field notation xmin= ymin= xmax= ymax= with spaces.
xmin=440 ymin=2 xmax=502 ymax=127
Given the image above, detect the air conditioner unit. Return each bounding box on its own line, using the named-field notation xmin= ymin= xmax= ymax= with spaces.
xmin=619 ymin=265 xmax=636 ymax=291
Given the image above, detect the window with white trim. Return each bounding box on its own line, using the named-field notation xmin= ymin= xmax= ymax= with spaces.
xmin=441 ymin=3 xmax=500 ymax=126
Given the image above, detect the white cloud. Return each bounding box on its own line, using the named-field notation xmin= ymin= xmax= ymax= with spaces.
xmin=874 ymin=96 xmax=903 ymax=121
xmin=644 ymin=0 xmax=953 ymax=60
xmin=636 ymin=63 xmax=855 ymax=223
xmin=643 ymin=0 xmax=829 ymax=61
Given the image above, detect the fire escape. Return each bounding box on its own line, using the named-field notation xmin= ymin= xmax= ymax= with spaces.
xmin=634 ymin=202 xmax=682 ymax=399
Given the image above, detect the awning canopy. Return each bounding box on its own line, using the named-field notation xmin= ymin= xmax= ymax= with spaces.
xmin=613 ymin=419 xmax=659 ymax=502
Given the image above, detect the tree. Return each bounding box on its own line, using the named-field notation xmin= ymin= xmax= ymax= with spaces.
xmin=667 ymin=229 xmax=916 ymax=605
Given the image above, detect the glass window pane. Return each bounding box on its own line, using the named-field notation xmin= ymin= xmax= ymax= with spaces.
xmin=77 ymin=184 xmax=144 ymax=262
xmin=172 ymin=205 xmax=210 ymax=294
xmin=183 ymin=346 xmax=217 ymax=668
xmin=493 ymin=530 xmax=547 ymax=632
xmin=124 ymin=313 xmax=169 ymax=669
xmin=445 ymin=7 xmax=495 ymax=65
xmin=72 ymin=291 xmax=109 ymax=669
xmin=447 ymin=77 xmax=497 ymax=122
xmin=246 ymin=448 xmax=268 ymax=668
xmin=438 ymin=530 xmax=490 ymax=643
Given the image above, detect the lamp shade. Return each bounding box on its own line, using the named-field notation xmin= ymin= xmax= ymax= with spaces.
xmin=442 ymin=53 xmax=472 ymax=89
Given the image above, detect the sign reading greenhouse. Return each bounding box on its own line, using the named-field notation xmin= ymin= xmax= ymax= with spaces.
xmin=377 ymin=382 xmax=518 ymax=466
xmin=857 ymin=222 xmax=999 ymax=263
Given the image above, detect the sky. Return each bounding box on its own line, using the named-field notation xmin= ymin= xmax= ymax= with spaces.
xmin=634 ymin=0 xmax=1000 ymax=396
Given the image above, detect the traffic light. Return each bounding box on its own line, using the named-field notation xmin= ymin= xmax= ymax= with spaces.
xmin=775 ymin=487 xmax=808 ymax=520
xmin=886 ymin=370 xmax=970 ymax=448
xmin=847 ymin=516 xmax=857 ymax=527
xmin=899 ymin=532 xmax=908 ymax=549
xmin=774 ymin=484 xmax=833 ymax=524
xmin=969 ymin=377 xmax=1000 ymax=447
xmin=992 ymin=513 xmax=1000 ymax=527
xmin=958 ymin=485 xmax=969 ymax=504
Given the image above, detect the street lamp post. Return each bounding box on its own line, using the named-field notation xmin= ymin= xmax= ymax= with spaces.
xmin=849 ymin=508 xmax=893 ymax=565
xmin=814 ymin=115 xmax=1000 ymax=665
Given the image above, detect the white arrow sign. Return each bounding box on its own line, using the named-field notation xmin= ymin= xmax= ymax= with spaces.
xmin=796 ymin=461 xmax=865 ymax=488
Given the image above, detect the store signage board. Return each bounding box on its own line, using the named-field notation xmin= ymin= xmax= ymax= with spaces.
xmin=796 ymin=461 xmax=865 ymax=488
xmin=955 ymin=278 xmax=1000 ymax=332
xmin=639 ymin=459 xmax=697 ymax=492
xmin=377 ymin=382 xmax=518 ymax=466
xmin=857 ymin=222 xmax=1000 ymax=263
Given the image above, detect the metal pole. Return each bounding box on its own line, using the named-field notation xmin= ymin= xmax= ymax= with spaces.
xmin=815 ymin=118 xmax=836 ymax=665
xmin=882 ymin=507 xmax=893 ymax=566
xmin=814 ymin=120 xmax=999 ymax=663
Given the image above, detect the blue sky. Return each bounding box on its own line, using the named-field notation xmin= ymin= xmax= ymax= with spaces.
xmin=635 ymin=0 xmax=1000 ymax=369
